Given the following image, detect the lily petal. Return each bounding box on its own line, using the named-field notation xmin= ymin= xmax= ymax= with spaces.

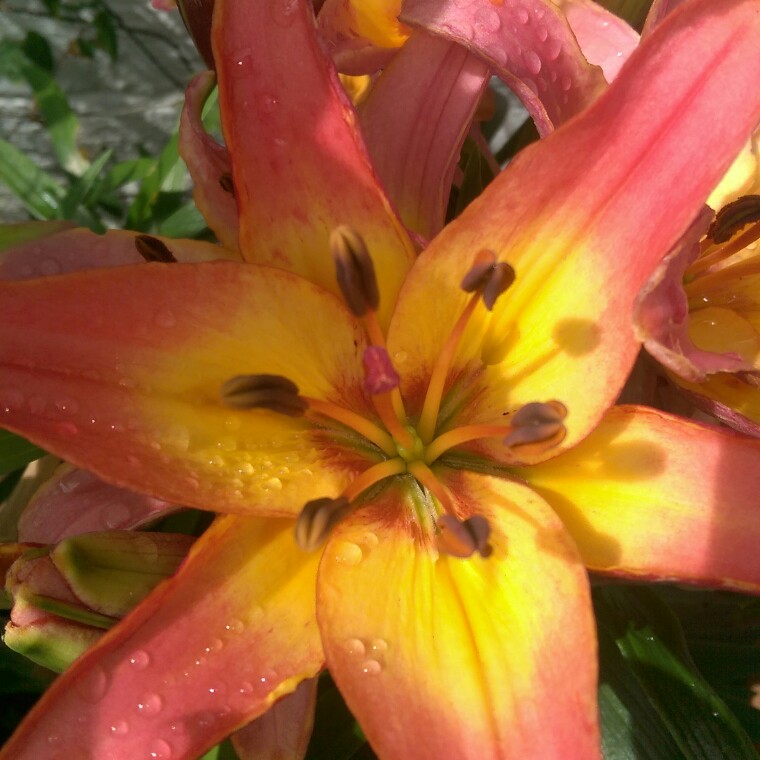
xmin=0 ymin=515 xmax=324 ymax=760
xmin=0 ymin=264 xmax=370 ymax=516
xmin=231 ymin=676 xmax=318 ymax=760
xmin=557 ymin=0 xmax=639 ymax=82
xmin=401 ymin=0 xmax=606 ymax=135
xmin=18 ymin=465 xmax=176 ymax=544
xmin=0 ymin=227 xmax=236 ymax=281
xmin=359 ymin=31 xmax=490 ymax=239
xmin=214 ymin=0 xmax=415 ymax=325
xmin=317 ymin=473 xmax=599 ymax=759
xmin=179 ymin=72 xmax=240 ymax=250
xmin=520 ymin=405 xmax=760 ymax=592
xmin=389 ymin=0 xmax=760 ymax=459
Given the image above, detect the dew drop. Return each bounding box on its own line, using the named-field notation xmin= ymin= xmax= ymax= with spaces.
xmin=516 ymin=5 xmax=529 ymax=24
xmin=136 ymin=692 xmax=163 ymax=717
xmin=239 ymin=681 xmax=254 ymax=695
xmin=360 ymin=531 xmax=379 ymax=551
xmin=47 ymin=733 xmax=60 ymax=746
xmin=524 ymin=50 xmax=542 ymax=75
xmin=104 ymin=502 xmax=132 ymax=529
xmin=273 ymin=137 xmax=287 ymax=149
xmin=56 ymin=421 xmax=79 ymax=436
xmin=545 ymin=38 xmax=562 ymax=62
xmin=332 ymin=541 xmax=363 ymax=566
xmin=560 ymin=75 xmax=572 ymax=92
xmin=224 ymin=619 xmax=245 ymax=634
xmin=474 ymin=7 xmax=501 ymax=33
xmin=259 ymin=93 xmax=278 ymax=114
xmin=39 ymin=258 xmax=62 ymax=276
xmin=128 ymin=650 xmax=151 ymax=670
xmin=393 ymin=351 xmax=408 ymax=364
xmin=0 ymin=388 xmax=24 ymax=413
xmin=110 ymin=720 xmax=129 ymax=736
xmin=370 ymin=638 xmax=388 ymax=655
xmin=536 ymin=24 xmax=549 ymax=42
xmin=345 ymin=638 xmax=366 ymax=657
xmin=224 ymin=416 xmax=242 ymax=431
xmin=361 ymin=659 xmax=382 ymax=675
xmin=77 ymin=667 xmax=108 ymax=704
xmin=55 ymin=397 xmax=78 ymax=415
xmin=257 ymin=667 xmax=278 ymax=693
xmin=272 ymin=0 xmax=298 ymax=27
xmin=263 ymin=476 xmax=282 ymax=491
xmin=148 ymin=738 xmax=173 ymax=759
xmin=232 ymin=51 xmax=253 ymax=78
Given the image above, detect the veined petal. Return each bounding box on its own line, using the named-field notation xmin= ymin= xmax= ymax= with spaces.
xmin=0 ymin=264 xmax=370 ymax=516
xmin=214 ymin=0 xmax=415 ymax=326
xmin=359 ymin=31 xmax=490 ymax=239
xmin=0 ymin=227 xmax=236 ymax=281
xmin=0 ymin=515 xmax=324 ymax=760
xmin=389 ymin=0 xmax=760 ymax=458
xmin=557 ymin=0 xmax=639 ymax=82
xmin=401 ymin=0 xmax=606 ymax=135
xmin=179 ymin=72 xmax=240 ymax=250
xmin=18 ymin=465 xmax=176 ymax=544
xmin=231 ymin=677 xmax=318 ymax=760
xmin=317 ymin=474 xmax=599 ymax=759
xmin=520 ymin=405 xmax=760 ymax=592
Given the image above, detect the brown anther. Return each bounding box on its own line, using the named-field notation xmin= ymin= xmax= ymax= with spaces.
xmin=219 ymin=172 xmax=235 ymax=195
xmin=437 ymin=514 xmax=493 ymax=559
xmin=363 ymin=346 xmax=400 ymax=395
xmin=295 ymin=496 xmax=351 ymax=551
xmin=330 ymin=225 xmax=379 ymax=317
xmin=220 ymin=374 xmax=307 ymax=416
xmin=135 ymin=235 xmax=177 ymax=263
xmin=503 ymin=400 xmax=567 ymax=449
xmin=707 ymin=195 xmax=760 ymax=243
xmin=461 ymin=249 xmax=515 ymax=310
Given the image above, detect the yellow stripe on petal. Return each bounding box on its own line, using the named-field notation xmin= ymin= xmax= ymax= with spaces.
xmin=1 ymin=515 xmax=324 ymax=760
xmin=521 ymin=405 xmax=760 ymax=592
xmin=0 ymin=263 xmax=371 ymax=517
xmin=317 ymin=474 xmax=600 ymax=759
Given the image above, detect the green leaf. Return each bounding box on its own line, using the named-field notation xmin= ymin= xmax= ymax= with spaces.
xmin=0 ymin=429 xmax=45 ymax=476
xmin=595 ymin=586 xmax=758 ymax=760
xmin=158 ymin=200 xmax=209 ymax=238
xmin=20 ymin=32 xmax=54 ymax=75
xmin=0 ymin=137 xmax=64 ymax=219
xmin=93 ymin=10 xmax=119 ymax=61
xmin=0 ymin=220 xmax=72 ymax=252
xmin=58 ymin=149 xmax=112 ymax=221
xmin=199 ymin=739 xmax=239 ymax=760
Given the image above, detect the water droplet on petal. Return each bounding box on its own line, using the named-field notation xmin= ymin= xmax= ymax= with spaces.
xmin=239 ymin=681 xmax=254 ymax=696
xmin=0 ymin=387 xmax=24 ymax=413
xmin=56 ymin=421 xmax=79 ymax=436
xmin=136 ymin=693 xmax=163 ymax=717
xmin=560 ymin=75 xmax=572 ymax=92
xmin=55 ymin=397 xmax=78 ymax=415
xmin=524 ymin=50 xmax=542 ymax=75
xmin=47 ymin=734 xmax=60 ymax=746
xmin=545 ymin=38 xmax=562 ymax=61
xmin=360 ymin=532 xmax=379 ymax=551
xmin=361 ymin=659 xmax=382 ymax=675
xmin=263 ymin=476 xmax=282 ymax=491
xmin=148 ymin=738 xmax=173 ymax=758
xmin=104 ymin=502 xmax=132 ymax=529
xmin=516 ymin=5 xmax=529 ymax=24
xmin=370 ymin=638 xmax=388 ymax=655
xmin=77 ymin=667 xmax=108 ymax=704
xmin=345 ymin=638 xmax=366 ymax=656
xmin=474 ymin=7 xmax=501 ymax=33
xmin=232 ymin=50 xmax=253 ymax=78
xmin=536 ymin=24 xmax=549 ymax=42
xmin=259 ymin=93 xmax=278 ymax=114
xmin=332 ymin=541 xmax=363 ymax=565
xmin=128 ymin=650 xmax=151 ymax=670
xmin=110 ymin=720 xmax=129 ymax=736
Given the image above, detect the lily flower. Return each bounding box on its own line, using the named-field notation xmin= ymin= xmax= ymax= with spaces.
xmin=634 ymin=130 xmax=760 ymax=434
xmin=2 ymin=0 xmax=760 ymax=758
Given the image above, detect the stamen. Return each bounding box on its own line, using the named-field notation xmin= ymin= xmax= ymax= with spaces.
xmin=342 ymin=457 xmax=406 ymax=502
xmin=295 ymin=496 xmax=351 ymax=551
xmin=135 ymin=235 xmax=177 ymax=263
xmin=460 ymin=249 xmax=515 ymax=310
xmin=425 ymin=423 xmax=514 ymax=464
xmin=502 ymin=400 xmax=567 ymax=450
xmin=689 ymin=219 xmax=760 ymax=277
xmin=707 ymin=195 xmax=760 ymax=243
xmin=219 ymin=172 xmax=235 ymax=195
xmin=330 ymin=225 xmax=379 ymax=317
xmin=418 ymin=250 xmax=514 ymax=443
xmin=437 ymin=514 xmax=493 ymax=559
xmin=220 ymin=374 xmax=308 ymax=416
xmin=685 ymin=256 xmax=760 ymax=298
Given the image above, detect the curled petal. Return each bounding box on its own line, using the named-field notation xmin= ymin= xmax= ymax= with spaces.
xmin=401 ymin=0 xmax=607 ymax=135
xmin=1 ymin=515 xmax=325 ymax=760
xmin=179 ymin=72 xmax=240 ymax=250
xmin=317 ymin=476 xmax=600 ymax=759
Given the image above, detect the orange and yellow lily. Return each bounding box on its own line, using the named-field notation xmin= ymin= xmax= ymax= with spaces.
xmin=2 ymin=0 xmax=760 ymax=758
